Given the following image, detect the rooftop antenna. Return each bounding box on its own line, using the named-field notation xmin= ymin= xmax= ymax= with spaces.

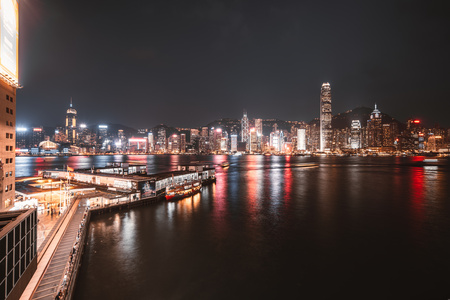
xmin=70 ymin=97 xmax=73 ymax=107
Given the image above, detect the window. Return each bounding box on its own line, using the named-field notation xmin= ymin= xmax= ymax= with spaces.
xmin=5 ymin=172 xmax=8 ymax=178
xmin=6 ymin=133 xmax=9 ymax=138
xmin=6 ymin=95 xmax=9 ymax=100
xmin=10 ymin=133 xmax=13 ymax=139
xmin=6 ymin=107 xmax=9 ymax=113
xmin=9 ymin=171 xmax=12 ymax=176
xmin=10 ymin=122 xmax=13 ymax=127
xmin=10 ymin=109 xmax=13 ymax=115
xmin=10 ymin=97 xmax=13 ymax=102
xmin=5 ymin=146 xmax=8 ymax=151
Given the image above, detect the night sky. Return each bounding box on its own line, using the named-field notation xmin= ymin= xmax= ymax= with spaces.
xmin=17 ymin=0 xmax=450 ymax=129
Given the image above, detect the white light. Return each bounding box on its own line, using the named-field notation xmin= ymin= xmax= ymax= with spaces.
xmin=99 ymin=125 xmax=108 ymax=129
xmin=80 ymin=124 xmax=87 ymax=128
xmin=16 ymin=127 xmax=27 ymax=132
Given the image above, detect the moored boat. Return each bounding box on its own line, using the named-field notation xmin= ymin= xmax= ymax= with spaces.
xmin=165 ymin=180 xmax=202 ymax=201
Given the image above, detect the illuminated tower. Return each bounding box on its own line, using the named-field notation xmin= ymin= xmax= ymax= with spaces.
xmin=350 ymin=120 xmax=361 ymax=149
xmin=241 ymin=109 xmax=249 ymax=150
xmin=319 ymin=83 xmax=332 ymax=151
xmin=65 ymin=99 xmax=77 ymax=144
xmin=367 ymin=104 xmax=383 ymax=148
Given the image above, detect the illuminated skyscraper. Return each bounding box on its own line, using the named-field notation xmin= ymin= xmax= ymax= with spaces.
xmin=241 ymin=110 xmax=249 ymax=149
xmin=297 ymin=128 xmax=306 ymax=151
xmin=157 ymin=128 xmax=166 ymax=152
xmin=250 ymin=128 xmax=258 ymax=152
xmin=367 ymin=104 xmax=383 ymax=148
xmin=180 ymin=133 xmax=186 ymax=153
xmin=230 ymin=133 xmax=238 ymax=152
xmin=350 ymin=120 xmax=361 ymax=149
xmin=319 ymin=83 xmax=332 ymax=151
xmin=148 ymin=131 xmax=154 ymax=152
xmin=65 ymin=99 xmax=77 ymax=144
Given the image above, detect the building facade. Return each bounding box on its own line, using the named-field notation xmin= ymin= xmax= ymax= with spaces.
xmin=319 ymin=83 xmax=332 ymax=151
xmin=0 ymin=82 xmax=16 ymax=210
xmin=65 ymin=100 xmax=77 ymax=144
xmin=241 ymin=110 xmax=249 ymax=150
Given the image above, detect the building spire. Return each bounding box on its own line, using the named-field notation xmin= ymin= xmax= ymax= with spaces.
xmin=70 ymin=97 xmax=73 ymax=108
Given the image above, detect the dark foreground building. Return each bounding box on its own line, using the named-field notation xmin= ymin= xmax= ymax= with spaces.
xmin=0 ymin=209 xmax=37 ymax=300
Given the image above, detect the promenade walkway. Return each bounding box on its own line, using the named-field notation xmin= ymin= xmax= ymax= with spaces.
xmin=20 ymin=198 xmax=88 ymax=300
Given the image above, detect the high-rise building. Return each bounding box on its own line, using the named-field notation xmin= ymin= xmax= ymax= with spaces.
xmin=148 ymin=131 xmax=154 ymax=152
xmin=367 ymin=104 xmax=383 ymax=148
xmin=270 ymin=130 xmax=284 ymax=152
xmin=254 ymin=118 xmax=263 ymax=151
xmin=255 ymin=119 xmax=263 ymax=136
xmin=168 ymin=134 xmax=180 ymax=153
xmin=382 ymin=123 xmax=395 ymax=148
xmin=250 ymin=128 xmax=258 ymax=152
xmin=16 ymin=127 xmax=28 ymax=149
xmin=98 ymin=125 xmax=108 ymax=140
xmin=0 ymin=2 xmax=19 ymax=210
xmin=157 ymin=128 xmax=166 ymax=152
xmin=241 ymin=110 xmax=249 ymax=150
xmin=65 ymin=99 xmax=77 ymax=144
xmin=213 ymin=128 xmax=222 ymax=152
xmin=230 ymin=133 xmax=238 ymax=152
xmin=31 ymin=127 xmax=44 ymax=148
xmin=180 ymin=133 xmax=186 ymax=153
xmin=350 ymin=120 xmax=362 ymax=149
xmin=297 ymin=128 xmax=306 ymax=151
xmin=319 ymin=83 xmax=332 ymax=151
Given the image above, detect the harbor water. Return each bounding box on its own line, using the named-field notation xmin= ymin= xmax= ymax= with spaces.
xmin=16 ymin=155 xmax=450 ymax=299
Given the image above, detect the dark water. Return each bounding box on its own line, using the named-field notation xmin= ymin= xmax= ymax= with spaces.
xmin=16 ymin=155 xmax=450 ymax=299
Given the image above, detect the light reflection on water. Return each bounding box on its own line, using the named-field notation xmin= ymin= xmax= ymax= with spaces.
xmin=15 ymin=155 xmax=450 ymax=299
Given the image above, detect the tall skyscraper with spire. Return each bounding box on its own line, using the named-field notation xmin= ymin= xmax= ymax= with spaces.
xmin=367 ymin=104 xmax=383 ymax=148
xmin=241 ymin=109 xmax=249 ymax=149
xmin=319 ymin=83 xmax=332 ymax=151
xmin=65 ymin=98 xmax=77 ymax=144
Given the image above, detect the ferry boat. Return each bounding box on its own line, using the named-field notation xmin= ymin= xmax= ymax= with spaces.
xmin=165 ymin=180 xmax=202 ymax=201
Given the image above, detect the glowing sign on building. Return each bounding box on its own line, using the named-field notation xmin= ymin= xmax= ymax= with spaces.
xmin=0 ymin=0 xmax=19 ymax=86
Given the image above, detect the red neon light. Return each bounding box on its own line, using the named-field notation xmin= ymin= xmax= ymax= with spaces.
xmin=413 ymin=120 xmax=420 ymax=124
xmin=33 ymin=128 xmax=42 ymax=132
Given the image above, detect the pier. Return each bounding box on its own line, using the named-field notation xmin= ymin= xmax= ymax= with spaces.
xmin=17 ymin=163 xmax=217 ymax=299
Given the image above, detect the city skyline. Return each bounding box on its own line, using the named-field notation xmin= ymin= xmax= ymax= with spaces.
xmin=16 ymin=0 xmax=450 ymax=128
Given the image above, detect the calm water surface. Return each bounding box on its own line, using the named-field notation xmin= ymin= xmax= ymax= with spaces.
xmin=16 ymin=155 xmax=450 ymax=299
